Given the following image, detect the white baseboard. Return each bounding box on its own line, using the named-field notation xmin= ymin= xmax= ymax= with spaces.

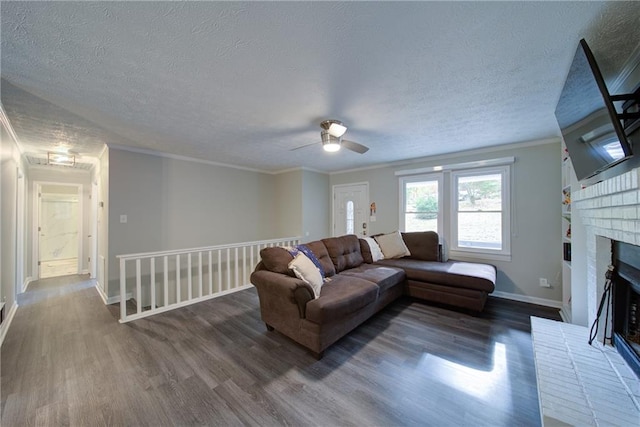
xmin=22 ymin=276 xmax=33 ymax=292
xmin=95 ymin=282 xmax=132 ymax=305
xmin=81 ymin=269 xmax=90 ymax=275
xmin=491 ymin=291 xmax=563 ymax=309
xmin=0 ymin=302 xmax=19 ymax=347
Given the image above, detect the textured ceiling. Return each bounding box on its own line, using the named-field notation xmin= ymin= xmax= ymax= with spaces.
xmin=2 ymin=1 xmax=640 ymax=173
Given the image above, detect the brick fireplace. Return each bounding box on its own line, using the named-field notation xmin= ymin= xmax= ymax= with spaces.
xmin=531 ymin=166 xmax=640 ymax=424
xmin=573 ymin=167 xmax=640 ymax=336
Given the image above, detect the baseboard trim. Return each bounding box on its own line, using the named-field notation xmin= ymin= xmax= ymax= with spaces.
xmin=0 ymin=302 xmax=19 ymax=347
xmin=491 ymin=291 xmax=563 ymax=309
xmin=106 ymin=293 xmax=132 ymax=305
xmin=81 ymin=269 xmax=90 ymax=275
xmin=95 ymin=283 xmax=133 ymax=305
xmin=22 ymin=276 xmax=33 ymax=292
xmin=95 ymin=282 xmax=109 ymax=304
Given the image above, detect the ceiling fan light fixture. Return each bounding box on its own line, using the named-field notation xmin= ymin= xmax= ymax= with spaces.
xmin=321 ymin=130 xmax=341 ymax=152
xmin=48 ymin=152 xmax=75 ymax=166
xmin=328 ymin=122 xmax=347 ymax=138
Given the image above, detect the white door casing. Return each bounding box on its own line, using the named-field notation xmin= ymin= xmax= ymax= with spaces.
xmin=33 ymin=182 xmax=83 ymax=278
xmin=332 ymin=183 xmax=369 ymax=237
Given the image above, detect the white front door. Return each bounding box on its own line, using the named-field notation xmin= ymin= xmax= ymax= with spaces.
xmin=333 ymin=183 xmax=369 ymax=237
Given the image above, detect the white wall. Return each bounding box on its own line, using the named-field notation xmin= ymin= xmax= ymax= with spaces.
xmin=95 ymin=147 xmax=109 ymax=296
xmin=106 ymin=148 xmax=280 ymax=297
xmin=302 ymin=170 xmax=330 ymax=242
xmin=1 ymin=120 xmax=27 ymax=343
xmin=330 ymin=140 xmax=562 ymax=304
xmin=273 ymin=169 xmax=302 ymax=238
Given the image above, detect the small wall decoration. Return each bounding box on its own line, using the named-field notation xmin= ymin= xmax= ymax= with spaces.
xmin=370 ymin=202 xmax=376 ymax=216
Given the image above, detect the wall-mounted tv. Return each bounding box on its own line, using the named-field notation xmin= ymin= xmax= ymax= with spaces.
xmin=555 ymin=39 xmax=634 ymax=181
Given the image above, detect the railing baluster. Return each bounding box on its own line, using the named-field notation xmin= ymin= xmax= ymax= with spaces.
xmin=136 ymin=259 xmax=142 ymax=314
xmin=242 ymin=246 xmax=247 ymax=287
xmin=120 ymin=258 xmax=127 ymax=321
xmin=187 ymin=253 xmax=193 ymax=301
xmin=234 ymin=247 xmax=239 ymax=289
xmin=163 ymin=255 xmax=169 ymax=307
xmin=150 ymin=257 xmax=156 ymax=311
xmin=208 ymin=251 xmax=213 ymax=295
xmin=226 ymin=248 xmax=231 ymax=291
xmin=217 ymin=250 xmax=222 ymax=293
xmin=250 ymin=245 xmax=255 ymax=276
xmin=176 ymin=254 xmax=181 ymax=303
xmin=198 ymin=252 xmax=203 ymax=298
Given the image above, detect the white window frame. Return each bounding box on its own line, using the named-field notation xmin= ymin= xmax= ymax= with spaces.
xmin=450 ymin=165 xmax=511 ymax=261
xmin=399 ymin=173 xmax=444 ymax=234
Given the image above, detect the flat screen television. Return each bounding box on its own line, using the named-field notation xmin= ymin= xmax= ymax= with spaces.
xmin=555 ymin=39 xmax=633 ymax=181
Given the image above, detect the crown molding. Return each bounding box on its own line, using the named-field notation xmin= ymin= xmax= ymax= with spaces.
xmin=272 ymin=166 xmax=328 ymax=176
xmin=107 ymin=143 xmax=274 ymax=174
xmin=609 ymin=42 xmax=640 ymax=94
xmin=329 ymin=137 xmax=560 ymax=176
xmin=0 ymin=103 xmax=24 ymax=156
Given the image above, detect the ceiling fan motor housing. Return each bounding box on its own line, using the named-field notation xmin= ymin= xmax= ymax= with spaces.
xmin=321 ymin=130 xmax=341 ymax=152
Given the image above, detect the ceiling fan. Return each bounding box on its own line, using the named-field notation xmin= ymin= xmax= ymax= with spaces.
xmin=291 ymin=120 xmax=369 ymax=154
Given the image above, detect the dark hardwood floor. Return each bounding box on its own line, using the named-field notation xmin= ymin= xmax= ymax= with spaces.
xmin=1 ymin=274 xmax=560 ymax=426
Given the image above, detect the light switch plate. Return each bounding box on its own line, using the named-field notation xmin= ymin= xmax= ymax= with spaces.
xmin=120 ymin=215 xmax=127 ymax=223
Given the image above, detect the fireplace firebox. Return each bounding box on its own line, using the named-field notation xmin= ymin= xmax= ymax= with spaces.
xmin=612 ymin=240 xmax=640 ymax=378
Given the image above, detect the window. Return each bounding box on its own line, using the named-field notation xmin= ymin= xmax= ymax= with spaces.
xmin=400 ymin=174 xmax=443 ymax=233
xmin=346 ymin=200 xmax=354 ymax=234
xmin=451 ymin=165 xmax=510 ymax=258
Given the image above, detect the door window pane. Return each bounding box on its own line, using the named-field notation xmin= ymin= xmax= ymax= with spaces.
xmin=346 ymin=200 xmax=354 ymax=234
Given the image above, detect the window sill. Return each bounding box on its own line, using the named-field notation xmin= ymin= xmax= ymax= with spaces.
xmin=448 ymin=250 xmax=511 ymax=263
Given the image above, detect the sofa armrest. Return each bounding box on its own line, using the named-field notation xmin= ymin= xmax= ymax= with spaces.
xmin=250 ymin=270 xmax=315 ymax=318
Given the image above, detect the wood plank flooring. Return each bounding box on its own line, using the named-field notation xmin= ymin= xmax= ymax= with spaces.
xmin=1 ymin=274 xmax=560 ymax=426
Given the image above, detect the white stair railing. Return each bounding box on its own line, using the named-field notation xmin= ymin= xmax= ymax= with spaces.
xmin=117 ymin=236 xmax=301 ymax=323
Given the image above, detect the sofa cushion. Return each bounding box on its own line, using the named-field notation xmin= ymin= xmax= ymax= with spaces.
xmin=305 ymin=275 xmax=379 ymax=324
xmin=322 ymin=235 xmax=365 ymax=272
xmin=340 ymin=264 xmax=405 ymax=293
xmin=362 ymin=237 xmax=384 ymax=262
xmin=288 ymin=253 xmax=324 ymax=298
xmin=359 ymin=239 xmax=374 ymax=264
xmin=376 ymin=258 xmax=495 ymax=293
xmin=259 ymin=247 xmax=295 ymax=277
xmin=401 ymin=231 xmax=440 ymax=261
xmin=375 ymin=231 xmax=411 ymax=259
xmin=305 ymin=240 xmax=336 ymax=277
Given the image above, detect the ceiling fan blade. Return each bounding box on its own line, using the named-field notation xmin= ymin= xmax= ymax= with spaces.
xmin=290 ymin=141 xmax=320 ymax=151
xmin=341 ymin=139 xmax=369 ymax=154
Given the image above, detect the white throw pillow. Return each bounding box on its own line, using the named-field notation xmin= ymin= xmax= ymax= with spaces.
xmin=363 ymin=236 xmax=385 ymax=262
xmin=375 ymin=231 xmax=411 ymax=259
xmin=288 ymin=253 xmax=323 ymax=298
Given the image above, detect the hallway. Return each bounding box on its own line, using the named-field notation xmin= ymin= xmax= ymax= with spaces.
xmin=0 ymin=274 xmax=120 ymax=425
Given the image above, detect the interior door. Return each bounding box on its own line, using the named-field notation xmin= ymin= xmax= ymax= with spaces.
xmin=38 ymin=185 xmax=80 ymax=279
xmin=333 ymin=183 xmax=369 ymax=237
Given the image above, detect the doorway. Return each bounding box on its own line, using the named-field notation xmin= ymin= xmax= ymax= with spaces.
xmin=332 ymin=183 xmax=369 ymax=237
xmin=36 ymin=183 xmax=82 ymax=279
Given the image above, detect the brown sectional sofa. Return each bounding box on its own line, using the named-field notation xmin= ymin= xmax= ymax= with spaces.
xmin=250 ymin=231 xmax=496 ymax=358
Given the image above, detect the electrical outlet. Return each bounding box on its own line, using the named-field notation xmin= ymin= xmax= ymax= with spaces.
xmin=539 ymin=278 xmax=550 ymax=288
xmin=120 ymin=214 xmax=127 ymax=224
